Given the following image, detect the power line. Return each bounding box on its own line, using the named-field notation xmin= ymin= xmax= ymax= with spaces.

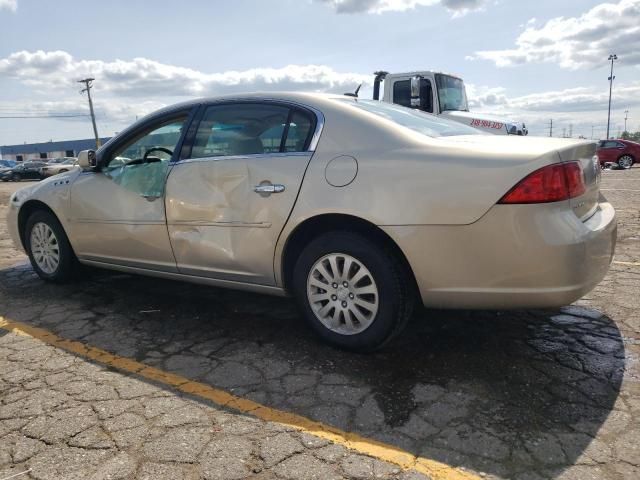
xmin=0 ymin=114 xmax=91 ymax=119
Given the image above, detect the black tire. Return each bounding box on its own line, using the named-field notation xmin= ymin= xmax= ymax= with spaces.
xmin=292 ymin=231 xmax=414 ymax=352
xmin=25 ymin=210 xmax=78 ymax=282
xmin=11 ymin=173 xmax=21 ymax=182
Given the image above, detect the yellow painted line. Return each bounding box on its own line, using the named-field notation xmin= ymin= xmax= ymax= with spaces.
xmin=0 ymin=317 xmax=479 ymax=480
xmin=613 ymin=261 xmax=640 ymax=267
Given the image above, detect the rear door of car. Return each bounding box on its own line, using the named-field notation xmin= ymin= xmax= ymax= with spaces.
xmin=165 ymin=100 xmax=321 ymax=286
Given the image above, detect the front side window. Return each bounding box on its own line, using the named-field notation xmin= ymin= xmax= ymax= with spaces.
xmin=435 ymin=74 xmax=469 ymax=112
xmin=190 ymin=103 xmax=314 ymax=159
xmin=102 ymin=117 xmax=188 ymax=197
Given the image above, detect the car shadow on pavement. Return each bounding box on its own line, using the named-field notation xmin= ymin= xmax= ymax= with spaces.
xmin=0 ymin=265 xmax=626 ymax=479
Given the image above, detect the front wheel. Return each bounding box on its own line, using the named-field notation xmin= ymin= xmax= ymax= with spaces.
xmin=618 ymin=155 xmax=634 ymax=169
xmin=25 ymin=210 xmax=78 ymax=282
xmin=292 ymin=231 xmax=413 ymax=352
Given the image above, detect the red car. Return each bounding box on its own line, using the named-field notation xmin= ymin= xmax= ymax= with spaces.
xmin=597 ymin=139 xmax=639 ymax=169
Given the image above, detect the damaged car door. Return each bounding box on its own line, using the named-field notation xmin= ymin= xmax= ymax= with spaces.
xmin=69 ymin=111 xmax=193 ymax=272
xmin=165 ymin=101 xmax=319 ymax=285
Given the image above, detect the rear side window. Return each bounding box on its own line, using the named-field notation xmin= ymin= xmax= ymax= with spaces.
xmin=189 ymin=103 xmax=315 ymax=159
xmin=284 ymin=110 xmax=314 ymax=152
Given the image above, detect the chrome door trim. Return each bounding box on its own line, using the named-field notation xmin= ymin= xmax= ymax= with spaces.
xmin=175 ymin=151 xmax=312 ymax=167
xmin=73 ymin=219 xmax=167 ymax=225
xmin=169 ymin=220 xmax=272 ymax=228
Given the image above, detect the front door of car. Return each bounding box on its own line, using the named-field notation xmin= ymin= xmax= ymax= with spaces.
xmin=69 ymin=112 xmax=193 ymax=271
xmin=165 ymin=102 xmax=318 ymax=285
xmin=599 ymin=140 xmax=623 ymax=163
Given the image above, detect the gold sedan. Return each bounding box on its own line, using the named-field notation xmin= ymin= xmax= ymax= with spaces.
xmin=6 ymin=93 xmax=616 ymax=351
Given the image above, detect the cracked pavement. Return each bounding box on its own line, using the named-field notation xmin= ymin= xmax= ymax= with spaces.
xmin=0 ymin=167 xmax=639 ymax=480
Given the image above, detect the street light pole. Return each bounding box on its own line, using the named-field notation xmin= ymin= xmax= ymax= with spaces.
xmin=78 ymin=78 xmax=100 ymax=148
xmin=624 ymin=109 xmax=629 ymax=133
xmin=606 ymin=54 xmax=617 ymax=140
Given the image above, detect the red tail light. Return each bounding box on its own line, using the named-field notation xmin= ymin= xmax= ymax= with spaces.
xmin=498 ymin=161 xmax=585 ymax=204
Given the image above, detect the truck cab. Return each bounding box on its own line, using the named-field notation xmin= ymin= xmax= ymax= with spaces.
xmin=373 ymin=71 xmax=528 ymax=136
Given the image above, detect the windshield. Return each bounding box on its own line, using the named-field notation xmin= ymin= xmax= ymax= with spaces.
xmin=435 ymin=74 xmax=469 ymax=112
xmin=338 ymin=99 xmax=479 ymax=137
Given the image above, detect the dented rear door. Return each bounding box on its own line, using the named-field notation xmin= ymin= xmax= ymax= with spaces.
xmin=164 ymin=102 xmax=318 ymax=286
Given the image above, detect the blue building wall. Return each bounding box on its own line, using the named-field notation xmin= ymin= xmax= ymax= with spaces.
xmin=0 ymin=138 xmax=112 ymax=160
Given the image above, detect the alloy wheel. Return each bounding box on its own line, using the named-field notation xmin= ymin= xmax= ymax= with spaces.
xmin=619 ymin=155 xmax=634 ymax=169
xmin=306 ymin=253 xmax=379 ymax=335
xmin=30 ymin=222 xmax=60 ymax=274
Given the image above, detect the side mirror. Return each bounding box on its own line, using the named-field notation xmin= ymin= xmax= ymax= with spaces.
xmin=77 ymin=150 xmax=97 ymax=169
xmin=410 ymin=76 xmax=422 ymax=108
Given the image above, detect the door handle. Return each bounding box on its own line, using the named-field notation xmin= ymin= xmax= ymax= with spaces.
xmin=141 ymin=194 xmax=161 ymax=202
xmin=254 ymin=183 xmax=285 ymax=195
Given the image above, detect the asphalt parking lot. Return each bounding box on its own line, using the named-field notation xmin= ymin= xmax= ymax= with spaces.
xmin=0 ymin=168 xmax=639 ymax=480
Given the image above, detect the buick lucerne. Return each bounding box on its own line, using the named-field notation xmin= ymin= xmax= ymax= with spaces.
xmin=6 ymin=93 xmax=617 ymax=351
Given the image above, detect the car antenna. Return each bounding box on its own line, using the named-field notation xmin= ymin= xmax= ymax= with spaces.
xmin=344 ymin=83 xmax=362 ymax=98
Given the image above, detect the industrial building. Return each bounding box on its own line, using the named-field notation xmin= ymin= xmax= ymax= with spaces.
xmin=0 ymin=138 xmax=111 ymax=161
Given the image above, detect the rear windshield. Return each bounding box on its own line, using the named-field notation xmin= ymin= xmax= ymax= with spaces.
xmin=337 ymin=99 xmax=480 ymax=137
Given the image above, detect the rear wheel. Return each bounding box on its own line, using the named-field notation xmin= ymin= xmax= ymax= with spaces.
xmin=11 ymin=173 xmax=21 ymax=182
xmin=292 ymin=231 xmax=413 ymax=352
xmin=25 ymin=210 xmax=78 ymax=282
xmin=618 ymin=155 xmax=634 ymax=169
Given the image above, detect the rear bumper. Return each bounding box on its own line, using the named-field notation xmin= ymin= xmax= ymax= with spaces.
xmin=382 ymin=200 xmax=616 ymax=309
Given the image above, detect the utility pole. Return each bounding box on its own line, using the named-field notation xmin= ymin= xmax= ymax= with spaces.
xmin=549 ymin=119 xmax=553 ymax=137
xmin=624 ymin=109 xmax=629 ymax=133
xmin=569 ymin=124 xmax=573 ymax=138
xmin=591 ymin=125 xmax=594 ymax=139
xmin=562 ymin=127 xmax=566 ymax=138
xmin=78 ymin=78 xmax=100 ymax=148
xmin=606 ymin=54 xmax=617 ymax=140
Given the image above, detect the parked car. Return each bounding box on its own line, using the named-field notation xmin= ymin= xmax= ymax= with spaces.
xmin=0 ymin=160 xmax=17 ymax=177
xmin=41 ymin=158 xmax=78 ymax=178
xmin=597 ymin=139 xmax=639 ymax=169
xmin=46 ymin=156 xmax=77 ymax=164
xmin=0 ymin=161 xmax=47 ymax=182
xmin=0 ymin=159 xmax=17 ymax=169
xmin=6 ymin=93 xmax=616 ymax=351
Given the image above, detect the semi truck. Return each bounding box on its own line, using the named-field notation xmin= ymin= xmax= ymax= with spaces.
xmin=373 ymin=71 xmax=528 ymax=136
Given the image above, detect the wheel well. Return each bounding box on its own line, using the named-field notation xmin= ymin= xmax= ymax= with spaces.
xmin=281 ymin=213 xmax=418 ymax=295
xmin=17 ymin=200 xmax=57 ymax=249
xmin=618 ymin=153 xmax=635 ymax=162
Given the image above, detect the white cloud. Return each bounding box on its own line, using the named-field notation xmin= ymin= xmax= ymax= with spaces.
xmin=315 ymin=0 xmax=485 ymax=14
xmin=470 ymin=0 xmax=640 ymax=69
xmin=0 ymin=0 xmax=17 ymax=12
xmin=0 ymin=50 xmax=368 ymax=137
xmin=0 ymin=50 xmax=368 ymax=97
xmin=1 ymin=49 xmax=636 ymax=142
xmin=467 ymin=81 xmax=640 ymax=137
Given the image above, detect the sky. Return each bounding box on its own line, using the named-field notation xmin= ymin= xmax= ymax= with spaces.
xmin=0 ymin=0 xmax=639 ymax=145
